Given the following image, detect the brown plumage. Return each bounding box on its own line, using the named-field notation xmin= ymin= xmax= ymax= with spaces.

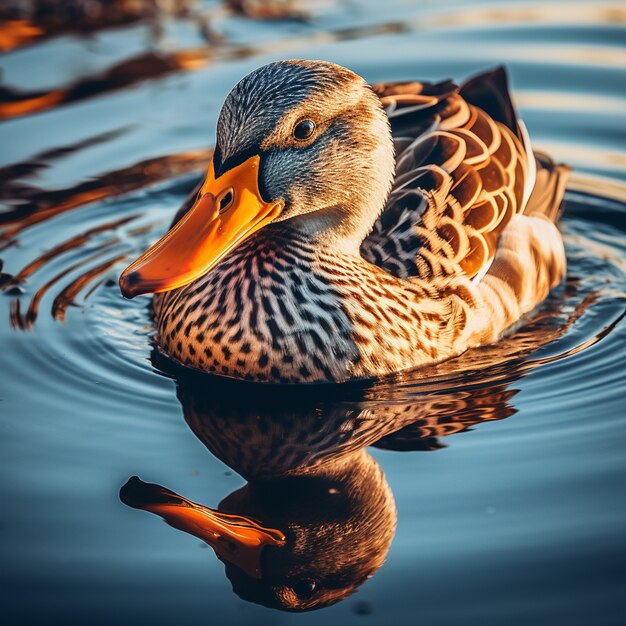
xmin=121 ymin=61 xmax=568 ymax=383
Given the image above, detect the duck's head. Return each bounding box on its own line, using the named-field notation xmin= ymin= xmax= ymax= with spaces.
xmin=119 ymin=60 xmax=394 ymax=298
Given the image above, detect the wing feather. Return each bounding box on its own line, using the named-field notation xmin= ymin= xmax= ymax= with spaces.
xmin=361 ymin=67 xmax=555 ymax=283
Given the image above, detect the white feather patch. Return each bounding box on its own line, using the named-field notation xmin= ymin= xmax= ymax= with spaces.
xmin=518 ymin=120 xmax=536 ymax=211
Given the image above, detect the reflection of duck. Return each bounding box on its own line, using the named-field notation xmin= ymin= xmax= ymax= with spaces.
xmin=120 ymin=358 xmax=528 ymax=611
xmin=119 ymin=61 xmax=568 ymax=383
xmin=122 ymin=370 xmax=400 ymax=610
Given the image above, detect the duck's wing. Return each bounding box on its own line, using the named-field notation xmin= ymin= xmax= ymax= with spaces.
xmin=361 ymin=67 xmax=567 ymax=282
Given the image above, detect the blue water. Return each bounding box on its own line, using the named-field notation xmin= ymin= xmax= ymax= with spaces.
xmin=1 ymin=1 xmax=625 ymax=624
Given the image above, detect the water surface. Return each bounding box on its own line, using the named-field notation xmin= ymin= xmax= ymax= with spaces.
xmin=1 ymin=1 xmax=625 ymax=624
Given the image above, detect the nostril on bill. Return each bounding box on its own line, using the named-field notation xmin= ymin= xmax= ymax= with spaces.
xmin=219 ymin=190 xmax=234 ymax=214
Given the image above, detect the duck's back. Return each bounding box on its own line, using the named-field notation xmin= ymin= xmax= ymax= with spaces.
xmin=361 ymin=67 xmax=569 ymax=283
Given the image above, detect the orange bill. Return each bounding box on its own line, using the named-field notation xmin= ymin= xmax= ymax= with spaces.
xmin=119 ymin=155 xmax=283 ymax=298
xmin=120 ymin=477 xmax=286 ymax=579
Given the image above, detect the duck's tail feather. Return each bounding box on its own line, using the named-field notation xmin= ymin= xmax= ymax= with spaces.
xmin=460 ymin=66 xmax=519 ymax=139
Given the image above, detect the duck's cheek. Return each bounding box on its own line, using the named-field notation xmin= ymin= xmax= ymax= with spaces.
xmin=260 ymin=146 xmax=326 ymax=207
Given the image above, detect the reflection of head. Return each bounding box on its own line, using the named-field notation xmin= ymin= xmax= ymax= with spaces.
xmin=220 ymin=451 xmax=396 ymax=611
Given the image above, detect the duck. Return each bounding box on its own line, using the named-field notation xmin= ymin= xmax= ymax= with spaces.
xmin=119 ymin=61 xmax=568 ymax=383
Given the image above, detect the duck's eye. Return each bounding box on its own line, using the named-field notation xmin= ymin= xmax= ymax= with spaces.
xmin=293 ymin=119 xmax=316 ymax=141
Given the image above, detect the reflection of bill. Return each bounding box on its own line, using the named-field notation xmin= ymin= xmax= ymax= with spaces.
xmin=120 ymin=289 xmax=593 ymax=611
xmin=121 ymin=476 xmax=286 ymax=580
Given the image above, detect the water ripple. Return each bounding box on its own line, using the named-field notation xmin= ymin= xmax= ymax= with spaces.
xmin=1 ymin=2 xmax=625 ymax=624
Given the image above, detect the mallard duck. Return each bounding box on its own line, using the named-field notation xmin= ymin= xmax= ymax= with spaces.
xmin=119 ymin=61 xmax=568 ymax=383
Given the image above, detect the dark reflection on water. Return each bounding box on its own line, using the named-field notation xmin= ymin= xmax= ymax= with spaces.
xmin=1 ymin=1 xmax=626 ymax=625
xmin=118 ymin=347 xmax=539 ymax=612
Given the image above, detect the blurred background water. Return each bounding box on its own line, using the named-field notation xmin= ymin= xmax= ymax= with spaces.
xmin=0 ymin=1 xmax=625 ymax=624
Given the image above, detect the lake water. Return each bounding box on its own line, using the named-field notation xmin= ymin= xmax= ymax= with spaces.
xmin=1 ymin=1 xmax=625 ymax=624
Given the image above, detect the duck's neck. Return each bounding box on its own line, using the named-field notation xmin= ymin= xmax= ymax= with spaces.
xmin=287 ymin=202 xmax=380 ymax=254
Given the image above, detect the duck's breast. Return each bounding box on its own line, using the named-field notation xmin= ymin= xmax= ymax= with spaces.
xmin=154 ymin=229 xmax=359 ymax=383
